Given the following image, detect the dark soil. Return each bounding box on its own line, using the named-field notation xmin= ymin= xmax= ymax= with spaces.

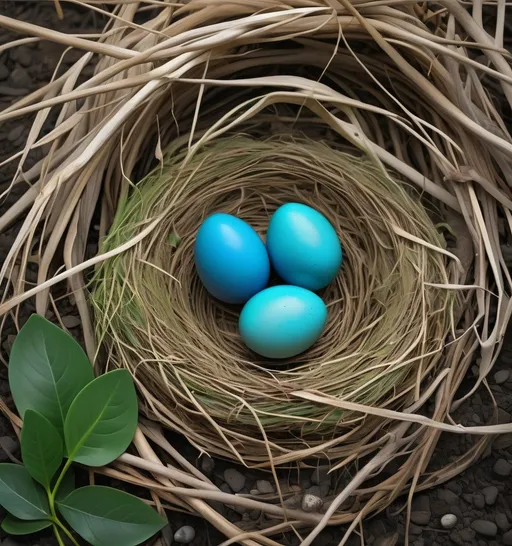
xmin=1 ymin=3 xmax=511 ymax=546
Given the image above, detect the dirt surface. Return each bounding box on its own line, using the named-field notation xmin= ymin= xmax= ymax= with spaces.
xmin=1 ymin=3 xmax=511 ymax=546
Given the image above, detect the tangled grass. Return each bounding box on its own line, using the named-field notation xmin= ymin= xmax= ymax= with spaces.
xmin=1 ymin=1 xmax=512 ymax=544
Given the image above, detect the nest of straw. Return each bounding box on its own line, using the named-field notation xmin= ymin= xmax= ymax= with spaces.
xmin=2 ymin=1 xmax=512 ymax=543
xmin=92 ymin=134 xmax=457 ymax=464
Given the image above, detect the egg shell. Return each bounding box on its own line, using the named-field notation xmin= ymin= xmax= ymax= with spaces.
xmin=239 ymin=285 xmax=328 ymax=359
xmin=266 ymin=203 xmax=342 ymax=291
xmin=194 ymin=213 xmax=270 ymax=304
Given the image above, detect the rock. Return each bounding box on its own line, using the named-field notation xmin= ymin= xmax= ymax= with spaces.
xmin=2 ymin=539 xmax=24 ymax=546
xmin=174 ymin=525 xmax=195 ymax=544
xmin=498 ymin=408 xmax=511 ymax=424
xmin=410 ymin=511 xmax=431 ymax=525
xmin=473 ymin=494 xmax=485 ymax=509
xmin=224 ymin=468 xmax=245 ymax=492
xmin=494 ymin=458 xmax=512 ymax=477
xmin=445 ymin=481 xmax=462 ymax=495
xmin=0 ymin=63 xmax=9 ymax=81
xmin=200 ymin=456 xmax=214 ymax=473
xmin=220 ymin=483 xmax=232 ymax=494
xmin=249 ymin=489 xmax=259 ymax=496
xmin=458 ymin=528 xmax=475 ymax=542
xmin=249 ymin=509 xmax=261 ymax=521
xmin=7 ymin=126 xmax=23 ymax=143
xmin=504 ymin=530 xmax=512 ymax=546
xmin=412 ymin=494 xmax=430 ymax=512
xmin=0 ymin=436 xmax=20 ymax=461
xmin=495 ymin=434 xmax=512 ymax=450
xmin=15 ymin=47 xmax=32 ymax=68
xmin=471 ymin=520 xmax=497 ymax=537
xmin=2 ymin=334 xmax=16 ymax=353
xmin=410 ymin=524 xmax=422 ymax=535
xmin=61 ymin=315 xmax=81 ymax=329
xmin=496 ymin=512 xmax=510 ymax=531
xmin=300 ymin=478 xmax=312 ymax=490
xmin=438 ymin=489 xmax=460 ymax=506
xmin=256 ymin=480 xmax=274 ymax=495
xmin=161 ymin=524 xmax=173 ymax=546
xmin=483 ymin=485 xmax=499 ymax=505
xmin=284 ymin=493 xmax=301 ymax=509
xmin=311 ymin=467 xmax=330 ymax=486
xmin=441 ymin=514 xmax=458 ymax=529
xmin=9 ymin=67 xmax=31 ymax=88
xmin=495 ymin=370 xmax=511 ymax=384
xmin=302 ymin=493 xmax=323 ymax=512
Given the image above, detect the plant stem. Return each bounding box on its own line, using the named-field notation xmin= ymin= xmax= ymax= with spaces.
xmin=49 ymin=458 xmax=73 ymax=513
xmin=53 ymin=516 xmax=81 ymax=546
xmin=54 ymin=525 xmax=66 ymax=546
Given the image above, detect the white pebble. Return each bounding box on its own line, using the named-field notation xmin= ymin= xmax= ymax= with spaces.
xmin=302 ymin=493 xmax=323 ymax=513
xmin=441 ymin=514 xmax=458 ymax=530
xmin=174 ymin=525 xmax=195 ymax=544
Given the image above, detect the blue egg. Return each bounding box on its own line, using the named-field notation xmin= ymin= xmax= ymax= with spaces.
xmin=266 ymin=203 xmax=342 ymax=291
xmin=194 ymin=213 xmax=270 ymax=304
xmin=239 ymin=285 xmax=327 ymax=358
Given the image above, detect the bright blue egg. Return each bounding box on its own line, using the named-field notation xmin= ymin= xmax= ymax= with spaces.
xmin=194 ymin=213 xmax=270 ymax=304
xmin=239 ymin=285 xmax=327 ymax=359
xmin=266 ymin=203 xmax=342 ymax=291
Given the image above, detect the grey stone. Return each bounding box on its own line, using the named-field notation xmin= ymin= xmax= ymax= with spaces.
xmin=498 ymin=408 xmax=511 ymax=424
xmin=300 ymin=478 xmax=312 ymax=490
xmin=220 ymin=483 xmax=232 ymax=494
xmin=200 ymin=456 xmax=215 ymax=473
xmin=496 ymin=512 xmax=510 ymax=531
xmin=471 ymin=520 xmax=497 ymax=537
xmin=7 ymin=126 xmax=23 ymax=143
xmin=410 ymin=524 xmax=422 ymax=535
xmin=224 ymin=468 xmax=245 ymax=492
xmin=302 ymin=493 xmax=323 ymax=512
xmin=483 ymin=485 xmax=499 ymax=505
xmin=174 ymin=525 xmax=195 ymax=544
xmin=15 ymin=48 xmax=32 ymax=68
xmin=473 ymin=494 xmax=485 ymax=509
xmin=256 ymin=480 xmax=274 ymax=495
xmin=412 ymin=494 xmax=430 ymax=512
xmin=438 ymin=489 xmax=460 ymax=506
xmin=410 ymin=510 xmax=431 ymax=525
xmin=494 ymin=458 xmax=512 ymax=477
xmin=495 ymin=370 xmax=511 ymax=384
xmin=161 ymin=524 xmax=173 ymax=546
xmin=311 ymin=467 xmax=331 ymax=486
xmin=249 ymin=509 xmax=261 ymax=521
xmin=0 ymin=63 xmax=8 ymax=81
xmin=9 ymin=67 xmax=31 ymax=87
xmin=61 ymin=315 xmax=81 ymax=329
xmin=495 ymin=434 xmax=512 ymax=450
xmin=440 ymin=514 xmax=458 ymax=529
xmin=0 ymin=436 xmax=19 ymax=461
xmin=2 ymin=539 xmax=24 ymax=546
xmin=504 ymin=530 xmax=512 ymax=546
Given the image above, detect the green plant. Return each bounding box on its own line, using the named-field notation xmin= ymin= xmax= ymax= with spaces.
xmin=0 ymin=315 xmax=166 ymax=546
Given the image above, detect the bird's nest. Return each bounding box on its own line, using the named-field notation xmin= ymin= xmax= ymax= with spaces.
xmin=1 ymin=1 xmax=512 ymax=544
xmin=92 ymin=134 xmax=458 ymax=465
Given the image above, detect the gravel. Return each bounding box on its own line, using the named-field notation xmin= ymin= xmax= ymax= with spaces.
xmin=472 ymin=494 xmax=485 ymax=509
xmin=61 ymin=315 xmax=81 ymax=329
xmin=482 ymin=485 xmax=499 ymax=505
xmin=496 ymin=512 xmax=510 ymax=531
xmin=174 ymin=525 xmax=195 ymax=544
xmin=0 ymin=435 xmax=20 ymax=461
xmin=410 ymin=511 xmax=430 ymax=525
xmin=7 ymin=126 xmax=24 ymax=143
xmin=494 ymin=369 xmax=511 ymax=384
xmin=311 ymin=467 xmax=330 ymax=486
xmin=199 ymin=455 xmax=215 ymax=473
xmin=9 ymin=67 xmax=32 ymax=88
xmin=440 ymin=514 xmax=458 ymax=529
xmin=256 ymin=480 xmax=274 ymax=494
xmin=0 ymin=63 xmax=9 ymax=81
xmin=504 ymin=530 xmax=512 ymax=546
xmin=224 ymin=468 xmax=245 ymax=492
xmin=493 ymin=458 xmax=512 ymax=477
xmin=470 ymin=520 xmax=498 ymax=537
xmin=302 ymin=493 xmax=323 ymax=512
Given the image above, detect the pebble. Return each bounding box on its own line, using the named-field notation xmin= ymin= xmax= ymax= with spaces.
xmin=219 ymin=483 xmax=232 ymax=494
xmin=504 ymin=530 xmax=512 ymax=546
xmin=0 ymin=436 xmax=20 ymax=461
xmin=15 ymin=48 xmax=32 ymax=68
xmin=471 ymin=520 xmax=497 ymax=537
xmin=249 ymin=489 xmax=259 ymax=496
xmin=495 ymin=434 xmax=512 ymax=450
xmin=9 ymin=67 xmax=31 ymax=88
xmin=496 ymin=512 xmax=510 ymax=531
xmin=161 ymin=524 xmax=173 ymax=546
xmin=472 ymin=494 xmax=485 ymax=509
xmin=2 ymin=539 xmax=24 ymax=546
xmin=199 ymin=456 xmax=214 ymax=473
xmin=311 ymin=467 xmax=330 ymax=486
xmin=249 ymin=509 xmax=261 ymax=521
xmin=61 ymin=315 xmax=81 ymax=329
xmin=256 ymin=480 xmax=274 ymax=494
xmin=224 ymin=468 xmax=245 ymax=492
xmin=494 ymin=458 xmax=512 ymax=477
xmin=438 ymin=489 xmax=459 ymax=505
xmin=483 ymin=485 xmax=499 ymax=505
xmin=302 ymin=493 xmax=323 ymax=512
xmin=440 ymin=514 xmax=458 ymax=529
xmin=410 ymin=511 xmax=430 ymax=525
xmin=495 ymin=370 xmax=511 ymax=384
xmin=174 ymin=525 xmax=195 ymax=544
xmin=7 ymin=126 xmax=23 ymax=143
xmin=0 ymin=63 xmax=8 ymax=81
xmin=409 ymin=524 xmax=422 ymax=535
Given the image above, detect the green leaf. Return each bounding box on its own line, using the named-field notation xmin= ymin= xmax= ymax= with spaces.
xmin=21 ymin=410 xmax=63 ymax=489
xmin=1 ymin=514 xmax=51 ymax=535
xmin=58 ymin=486 xmax=166 ymax=546
xmin=55 ymin=467 xmax=75 ymax=501
xmin=64 ymin=369 xmax=138 ymax=466
xmin=0 ymin=464 xmax=50 ymax=520
xmin=8 ymin=314 xmax=95 ymax=437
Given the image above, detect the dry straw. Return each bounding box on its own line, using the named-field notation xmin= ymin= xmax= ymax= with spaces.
xmin=1 ymin=1 xmax=512 ymax=544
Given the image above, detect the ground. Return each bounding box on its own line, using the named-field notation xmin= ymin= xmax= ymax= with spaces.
xmin=0 ymin=3 xmax=511 ymax=546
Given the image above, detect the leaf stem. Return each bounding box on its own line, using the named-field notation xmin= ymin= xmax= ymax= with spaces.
xmin=50 ymin=458 xmax=73 ymax=513
xmin=53 ymin=516 xmax=81 ymax=546
xmin=54 ymin=525 xmax=66 ymax=546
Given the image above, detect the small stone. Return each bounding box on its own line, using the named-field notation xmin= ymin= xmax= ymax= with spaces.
xmin=311 ymin=467 xmax=330 ymax=486
xmin=483 ymin=485 xmax=499 ymax=505
xmin=249 ymin=509 xmax=261 ymax=521
xmin=2 ymin=539 xmax=24 ymax=546
xmin=471 ymin=520 xmax=497 ymax=537
xmin=9 ymin=67 xmax=31 ymax=87
xmin=473 ymin=494 xmax=485 ymax=509
xmin=302 ymin=493 xmax=323 ymax=512
xmin=438 ymin=489 xmax=460 ymax=505
xmin=494 ymin=458 xmax=512 ymax=477
xmin=2 ymin=334 xmax=16 ymax=353
xmin=504 ymin=530 xmax=512 ymax=546
xmin=498 ymin=408 xmax=511 ymax=424
xmin=441 ymin=514 xmax=458 ymax=529
xmin=495 ymin=434 xmax=512 ymax=450
xmin=256 ymin=480 xmax=274 ymax=495
xmin=220 ymin=483 xmax=232 ymax=494
xmin=458 ymin=528 xmax=475 ymax=542
xmin=284 ymin=493 xmax=301 ymax=508
xmin=200 ymin=456 xmax=214 ymax=473
xmin=161 ymin=524 xmax=173 ymax=546
xmin=224 ymin=468 xmax=245 ymax=492
xmin=496 ymin=512 xmax=510 ymax=531
xmin=7 ymin=126 xmax=23 ymax=142
xmin=495 ymin=370 xmax=511 ymax=384
xmin=249 ymin=489 xmax=259 ymax=496
xmin=174 ymin=525 xmax=195 ymax=544
xmin=300 ymin=478 xmax=312 ymax=490
xmin=410 ymin=524 xmax=422 ymax=535
xmin=61 ymin=315 xmax=81 ymax=329
xmin=412 ymin=494 xmax=430 ymax=511
xmin=15 ymin=47 xmax=32 ymax=67
xmin=0 ymin=436 xmax=20 ymax=461
xmin=0 ymin=63 xmax=9 ymax=80
xmin=410 ymin=511 xmax=430 ymax=525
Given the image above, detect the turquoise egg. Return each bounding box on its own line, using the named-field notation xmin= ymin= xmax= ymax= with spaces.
xmin=194 ymin=213 xmax=270 ymax=304
xmin=239 ymin=285 xmax=327 ymax=359
xmin=266 ymin=203 xmax=342 ymax=291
